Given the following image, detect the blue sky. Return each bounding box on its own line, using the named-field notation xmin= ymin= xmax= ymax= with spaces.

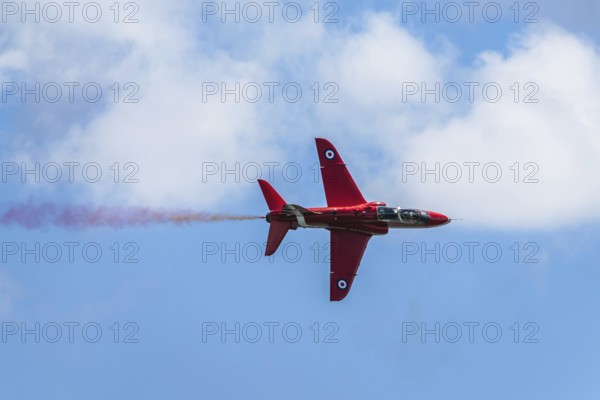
xmin=1 ymin=1 xmax=600 ymax=399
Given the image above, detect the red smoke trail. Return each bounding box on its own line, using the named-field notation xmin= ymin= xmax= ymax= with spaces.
xmin=0 ymin=202 xmax=263 ymax=230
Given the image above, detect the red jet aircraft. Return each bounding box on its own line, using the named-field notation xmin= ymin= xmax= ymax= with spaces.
xmin=258 ymin=138 xmax=450 ymax=301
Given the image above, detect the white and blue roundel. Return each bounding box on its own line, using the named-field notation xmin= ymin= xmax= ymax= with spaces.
xmin=337 ymin=279 xmax=348 ymax=290
xmin=324 ymin=149 xmax=336 ymax=160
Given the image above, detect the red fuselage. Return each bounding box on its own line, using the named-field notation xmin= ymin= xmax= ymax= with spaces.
xmin=267 ymin=202 xmax=450 ymax=236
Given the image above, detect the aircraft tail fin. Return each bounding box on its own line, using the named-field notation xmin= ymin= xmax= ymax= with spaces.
xmin=258 ymin=179 xmax=286 ymax=211
xmin=258 ymin=179 xmax=290 ymax=255
xmin=265 ymin=221 xmax=292 ymax=256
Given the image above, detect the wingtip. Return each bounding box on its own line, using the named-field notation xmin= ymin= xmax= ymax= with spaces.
xmin=315 ymin=137 xmax=336 ymax=150
xmin=330 ymin=293 xmax=348 ymax=302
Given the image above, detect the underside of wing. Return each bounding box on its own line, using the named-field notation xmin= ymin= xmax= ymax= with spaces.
xmin=315 ymin=138 xmax=366 ymax=207
xmin=329 ymin=229 xmax=372 ymax=301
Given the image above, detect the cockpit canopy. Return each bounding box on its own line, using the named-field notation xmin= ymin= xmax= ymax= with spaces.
xmin=377 ymin=207 xmax=428 ymax=225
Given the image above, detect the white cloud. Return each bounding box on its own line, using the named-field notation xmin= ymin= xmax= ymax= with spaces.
xmin=378 ymin=24 xmax=600 ymax=229
xmin=2 ymin=6 xmax=599 ymax=229
xmin=2 ymin=1 xmax=290 ymax=208
xmin=313 ymin=18 xmax=600 ymax=229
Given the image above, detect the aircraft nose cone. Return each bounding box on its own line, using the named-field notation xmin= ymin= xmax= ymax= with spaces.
xmin=427 ymin=211 xmax=450 ymax=227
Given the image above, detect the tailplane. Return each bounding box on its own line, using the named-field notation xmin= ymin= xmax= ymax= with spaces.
xmin=265 ymin=221 xmax=291 ymax=256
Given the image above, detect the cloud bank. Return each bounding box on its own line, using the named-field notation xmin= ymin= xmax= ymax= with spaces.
xmin=1 ymin=4 xmax=599 ymax=229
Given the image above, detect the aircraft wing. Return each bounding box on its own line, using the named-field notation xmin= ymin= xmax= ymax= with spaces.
xmin=315 ymin=138 xmax=366 ymax=207
xmin=330 ymin=229 xmax=372 ymax=301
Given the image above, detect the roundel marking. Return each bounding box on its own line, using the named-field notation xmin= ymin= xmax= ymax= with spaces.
xmin=324 ymin=149 xmax=336 ymax=160
xmin=337 ymin=279 xmax=348 ymax=290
